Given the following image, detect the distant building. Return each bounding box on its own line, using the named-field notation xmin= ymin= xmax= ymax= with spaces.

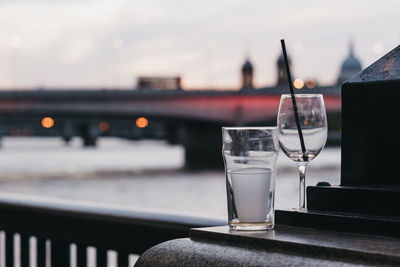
xmin=276 ymin=52 xmax=292 ymax=87
xmin=337 ymin=43 xmax=362 ymax=85
xmin=137 ymin=76 xmax=182 ymax=90
xmin=241 ymin=58 xmax=254 ymax=90
xmin=241 ymin=41 xmax=362 ymax=90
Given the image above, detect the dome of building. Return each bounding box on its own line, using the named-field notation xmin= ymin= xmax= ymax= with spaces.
xmin=276 ymin=52 xmax=292 ymax=86
xmin=241 ymin=57 xmax=254 ymax=89
xmin=242 ymin=59 xmax=253 ymax=72
xmin=341 ymin=53 xmax=362 ymax=72
xmin=337 ymin=43 xmax=362 ymax=85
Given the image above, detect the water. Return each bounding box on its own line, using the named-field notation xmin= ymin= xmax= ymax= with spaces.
xmin=228 ymin=167 xmax=274 ymax=230
xmin=279 ymin=127 xmax=327 ymax=162
xmin=0 ymin=137 xmax=340 ymax=216
xmin=284 ymin=151 xmax=318 ymax=163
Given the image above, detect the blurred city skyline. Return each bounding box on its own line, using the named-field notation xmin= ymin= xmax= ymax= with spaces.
xmin=0 ymin=0 xmax=399 ymax=89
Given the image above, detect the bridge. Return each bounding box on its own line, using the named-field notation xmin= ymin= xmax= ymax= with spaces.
xmin=0 ymin=85 xmax=341 ymax=168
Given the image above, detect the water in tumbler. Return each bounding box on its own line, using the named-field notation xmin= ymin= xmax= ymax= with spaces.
xmin=226 ymin=167 xmax=275 ymax=230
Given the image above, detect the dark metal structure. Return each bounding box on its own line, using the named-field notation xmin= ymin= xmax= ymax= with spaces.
xmin=0 ymin=193 xmax=225 ymax=267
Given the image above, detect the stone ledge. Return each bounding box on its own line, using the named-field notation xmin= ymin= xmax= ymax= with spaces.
xmin=276 ymin=209 xmax=400 ymax=238
xmin=135 ymin=224 xmax=400 ymax=266
xmin=191 ymin=225 xmax=400 ymax=261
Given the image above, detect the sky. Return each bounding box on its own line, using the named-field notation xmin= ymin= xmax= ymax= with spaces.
xmin=0 ymin=0 xmax=399 ymax=90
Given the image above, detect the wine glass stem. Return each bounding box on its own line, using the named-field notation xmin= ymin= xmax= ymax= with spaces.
xmin=297 ymin=163 xmax=307 ymax=210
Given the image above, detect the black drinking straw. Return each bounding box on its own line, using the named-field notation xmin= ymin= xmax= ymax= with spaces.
xmin=280 ymin=39 xmax=306 ymax=157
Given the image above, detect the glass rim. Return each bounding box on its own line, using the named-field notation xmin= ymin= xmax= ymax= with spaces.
xmin=222 ymin=126 xmax=278 ymax=131
xmin=281 ymin=93 xmax=323 ymax=97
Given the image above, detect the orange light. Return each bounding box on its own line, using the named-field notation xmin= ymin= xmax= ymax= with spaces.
xmin=305 ymin=79 xmax=316 ymax=89
xmin=98 ymin=121 xmax=110 ymax=132
xmin=41 ymin=117 xmax=54 ymax=128
xmin=136 ymin=117 xmax=148 ymax=128
xmin=293 ymin=78 xmax=304 ymax=89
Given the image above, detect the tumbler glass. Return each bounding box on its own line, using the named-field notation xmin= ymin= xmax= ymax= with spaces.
xmin=222 ymin=127 xmax=279 ymax=230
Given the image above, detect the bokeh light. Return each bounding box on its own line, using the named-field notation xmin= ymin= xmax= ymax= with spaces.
xmin=113 ymin=38 xmax=124 ymax=49
xmin=41 ymin=117 xmax=54 ymax=128
xmin=9 ymin=37 xmax=22 ymax=47
xmin=293 ymin=78 xmax=304 ymax=89
xmin=98 ymin=121 xmax=110 ymax=132
xmin=372 ymin=43 xmax=383 ymax=54
xmin=136 ymin=117 xmax=149 ymax=128
xmin=207 ymin=40 xmax=217 ymax=50
xmin=305 ymin=79 xmax=316 ymax=89
xmin=293 ymin=41 xmax=304 ymax=52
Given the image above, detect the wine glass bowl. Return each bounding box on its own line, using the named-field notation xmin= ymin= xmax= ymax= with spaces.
xmin=277 ymin=94 xmax=328 ymax=209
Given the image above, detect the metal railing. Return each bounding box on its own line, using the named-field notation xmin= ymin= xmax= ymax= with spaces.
xmin=0 ymin=193 xmax=225 ymax=267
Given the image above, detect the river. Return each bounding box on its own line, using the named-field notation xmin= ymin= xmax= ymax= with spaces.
xmin=0 ymin=137 xmax=340 ymax=216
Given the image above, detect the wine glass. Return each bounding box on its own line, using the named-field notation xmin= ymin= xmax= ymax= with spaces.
xmin=277 ymin=94 xmax=327 ymax=209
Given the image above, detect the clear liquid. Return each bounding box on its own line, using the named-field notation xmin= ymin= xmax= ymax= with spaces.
xmin=285 ymin=151 xmax=316 ymax=162
xmin=279 ymin=127 xmax=327 ymax=163
xmin=226 ymin=167 xmax=274 ymax=230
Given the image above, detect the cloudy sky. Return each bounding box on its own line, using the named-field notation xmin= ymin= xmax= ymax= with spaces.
xmin=0 ymin=0 xmax=399 ymax=89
